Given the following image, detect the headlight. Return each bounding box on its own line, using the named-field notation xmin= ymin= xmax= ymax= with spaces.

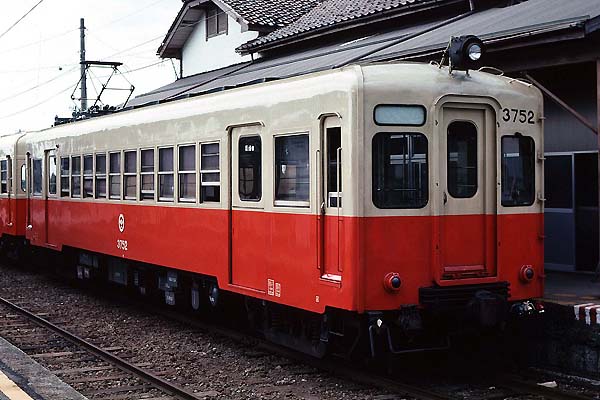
xmin=467 ymin=43 xmax=482 ymax=61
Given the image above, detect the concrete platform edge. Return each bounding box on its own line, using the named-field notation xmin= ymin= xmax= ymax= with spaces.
xmin=0 ymin=336 xmax=87 ymax=400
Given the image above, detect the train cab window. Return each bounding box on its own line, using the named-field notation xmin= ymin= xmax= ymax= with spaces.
xmin=60 ymin=157 xmax=69 ymax=197
xmin=32 ymin=159 xmax=42 ymax=196
xmin=124 ymin=151 xmax=137 ymax=201
xmin=327 ymin=128 xmax=342 ymax=208
xmin=501 ymin=135 xmax=535 ymax=207
xmin=447 ymin=121 xmax=477 ymax=198
xmin=83 ymin=155 xmax=93 ymax=198
xmin=200 ymin=143 xmax=220 ymax=202
xmin=372 ymin=133 xmax=428 ymax=209
xmin=109 ymin=152 xmax=121 ymax=200
xmin=159 ymin=147 xmax=174 ymax=201
xmin=238 ymin=136 xmax=261 ymax=201
xmin=374 ymin=105 xmax=426 ymax=126
xmin=95 ymin=153 xmax=107 ymax=199
xmin=48 ymin=153 xmax=57 ymax=196
xmin=140 ymin=149 xmax=155 ymax=200
xmin=0 ymin=160 xmax=7 ymax=194
xmin=275 ymin=134 xmax=309 ymax=206
xmin=71 ymin=156 xmax=81 ymax=198
xmin=178 ymin=145 xmax=196 ymax=202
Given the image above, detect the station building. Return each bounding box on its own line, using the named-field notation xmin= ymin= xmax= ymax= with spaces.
xmin=129 ymin=0 xmax=600 ymax=274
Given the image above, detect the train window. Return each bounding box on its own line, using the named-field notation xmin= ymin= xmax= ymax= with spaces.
xmin=501 ymin=135 xmax=535 ymax=207
xmin=83 ymin=155 xmax=93 ymax=198
xmin=0 ymin=160 xmax=7 ymax=194
xmin=447 ymin=121 xmax=477 ymax=198
xmin=21 ymin=164 xmax=26 ymax=193
xmin=374 ymin=105 xmax=426 ymax=126
xmin=71 ymin=156 xmax=81 ymax=198
xmin=140 ymin=149 xmax=155 ymax=200
xmin=124 ymin=151 xmax=137 ymax=201
xmin=238 ymin=136 xmax=261 ymax=201
xmin=60 ymin=157 xmax=69 ymax=197
xmin=372 ymin=133 xmax=428 ymax=209
xmin=275 ymin=134 xmax=309 ymax=206
xmin=200 ymin=143 xmax=220 ymax=202
xmin=159 ymin=147 xmax=174 ymax=202
xmin=109 ymin=152 xmax=121 ymax=200
xmin=48 ymin=153 xmax=57 ymax=196
xmin=178 ymin=145 xmax=196 ymax=202
xmin=327 ymin=128 xmax=342 ymax=208
xmin=95 ymin=153 xmax=107 ymax=199
xmin=33 ymin=159 xmax=42 ymax=196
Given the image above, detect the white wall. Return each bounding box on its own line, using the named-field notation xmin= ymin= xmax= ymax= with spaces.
xmin=182 ymin=12 xmax=258 ymax=76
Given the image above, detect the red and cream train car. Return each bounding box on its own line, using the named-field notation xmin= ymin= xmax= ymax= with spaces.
xmin=15 ymin=62 xmax=544 ymax=356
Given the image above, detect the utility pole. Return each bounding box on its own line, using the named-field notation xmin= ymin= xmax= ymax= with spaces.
xmin=80 ymin=18 xmax=87 ymax=112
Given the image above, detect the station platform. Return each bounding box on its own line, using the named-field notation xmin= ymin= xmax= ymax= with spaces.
xmin=0 ymin=336 xmax=86 ymax=400
xmin=544 ymin=271 xmax=600 ymax=325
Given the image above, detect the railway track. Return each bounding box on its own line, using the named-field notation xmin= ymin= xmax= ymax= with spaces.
xmin=0 ymin=296 xmax=203 ymax=400
xmin=0 ymin=268 xmax=596 ymax=400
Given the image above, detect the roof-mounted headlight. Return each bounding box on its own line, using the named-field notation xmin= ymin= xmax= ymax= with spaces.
xmin=448 ymin=35 xmax=485 ymax=72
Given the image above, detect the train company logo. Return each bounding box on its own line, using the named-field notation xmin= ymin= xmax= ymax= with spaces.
xmin=118 ymin=214 xmax=125 ymax=233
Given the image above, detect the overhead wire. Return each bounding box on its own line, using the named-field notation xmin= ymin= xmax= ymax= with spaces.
xmin=0 ymin=0 xmax=47 ymax=41
xmin=0 ymin=65 xmax=79 ymax=104
xmin=0 ymin=82 xmax=76 ymax=120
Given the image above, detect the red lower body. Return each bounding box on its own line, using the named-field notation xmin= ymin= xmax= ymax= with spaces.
xmin=22 ymin=198 xmax=544 ymax=314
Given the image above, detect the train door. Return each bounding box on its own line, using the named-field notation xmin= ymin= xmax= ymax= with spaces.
xmin=438 ymin=105 xmax=497 ymax=281
xmin=44 ymin=150 xmax=57 ymax=245
xmin=319 ymin=117 xmax=342 ymax=279
xmin=230 ymin=126 xmax=267 ymax=292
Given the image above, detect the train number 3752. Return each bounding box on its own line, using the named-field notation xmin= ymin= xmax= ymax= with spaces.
xmin=502 ymin=108 xmax=535 ymax=124
xmin=117 ymin=239 xmax=128 ymax=251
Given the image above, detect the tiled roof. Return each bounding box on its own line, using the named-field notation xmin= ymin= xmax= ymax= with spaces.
xmin=219 ymin=0 xmax=324 ymax=28
xmin=237 ymin=0 xmax=452 ymax=52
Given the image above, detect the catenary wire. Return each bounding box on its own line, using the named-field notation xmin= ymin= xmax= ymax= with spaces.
xmin=0 ymin=0 xmax=47 ymax=41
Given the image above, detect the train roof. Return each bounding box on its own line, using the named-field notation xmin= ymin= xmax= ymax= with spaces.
xmin=24 ymin=62 xmax=541 ymax=143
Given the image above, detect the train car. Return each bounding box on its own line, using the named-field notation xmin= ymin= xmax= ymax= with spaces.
xmin=0 ymin=132 xmax=28 ymax=259
xmin=20 ymin=59 xmax=544 ymax=357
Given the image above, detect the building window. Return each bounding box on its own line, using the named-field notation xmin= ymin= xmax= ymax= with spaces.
xmin=124 ymin=151 xmax=136 ymax=201
xmin=48 ymin=153 xmax=57 ymax=196
xmin=501 ymin=135 xmax=535 ymax=207
xmin=60 ymin=157 xmax=69 ymax=197
xmin=275 ymin=134 xmax=310 ymax=205
xmin=372 ymin=133 xmax=428 ymax=209
xmin=447 ymin=121 xmax=477 ymax=198
xmin=141 ymin=149 xmax=155 ymax=200
xmin=83 ymin=155 xmax=93 ymax=198
xmin=33 ymin=159 xmax=42 ymax=196
xmin=178 ymin=145 xmax=196 ymax=202
xmin=206 ymin=7 xmax=227 ymax=39
xmin=159 ymin=147 xmax=174 ymax=201
xmin=239 ymin=136 xmax=261 ymax=201
xmin=109 ymin=152 xmax=121 ymax=200
xmin=71 ymin=156 xmax=81 ymax=198
xmin=201 ymin=143 xmax=220 ymax=202
xmin=0 ymin=160 xmax=7 ymax=194
xmin=95 ymin=153 xmax=107 ymax=199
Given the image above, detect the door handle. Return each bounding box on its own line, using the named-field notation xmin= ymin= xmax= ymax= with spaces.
xmin=443 ymin=191 xmax=448 ymax=205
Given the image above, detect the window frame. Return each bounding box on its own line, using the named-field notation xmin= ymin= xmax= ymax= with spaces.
xmin=501 ymin=134 xmax=536 ymax=208
xmin=0 ymin=159 xmax=8 ymax=195
xmin=95 ymin=152 xmax=107 ymax=200
xmin=273 ymin=133 xmax=311 ymax=208
xmin=32 ymin=158 xmax=43 ymax=197
xmin=108 ymin=151 xmax=121 ymax=200
xmin=206 ymin=6 xmax=228 ymax=39
xmin=71 ymin=155 xmax=82 ymax=198
xmin=177 ymin=144 xmax=197 ymax=203
xmin=446 ymin=120 xmax=478 ymax=199
xmin=83 ymin=154 xmax=94 ymax=199
xmin=238 ymin=135 xmax=262 ymax=202
xmin=60 ymin=156 xmax=70 ymax=197
xmin=374 ymin=104 xmax=427 ymax=127
xmin=200 ymin=141 xmax=221 ymax=203
xmin=123 ymin=149 xmax=137 ymax=201
xmin=140 ymin=148 xmax=156 ymax=201
xmin=372 ymin=132 xmax=429 ymax=210
xmin=158 ymin=146 xmax=175 ymax=202
xmin=48 ymin=152 xmax=57 ymax=197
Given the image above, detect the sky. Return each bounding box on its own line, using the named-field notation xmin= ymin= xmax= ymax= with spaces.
xmin=0 ymin=0 xmax=183 ymax=133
